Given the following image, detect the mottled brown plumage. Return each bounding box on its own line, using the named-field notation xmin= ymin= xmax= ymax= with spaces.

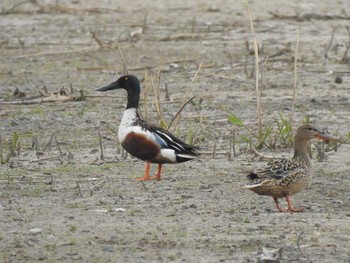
xmin=243 ymin=124 xmax=338 ymax=212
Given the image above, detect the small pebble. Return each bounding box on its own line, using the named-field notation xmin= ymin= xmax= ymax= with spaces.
xmin=189 ymin=203 xmax=197 ymax=209
xmin=29 ymin=228 xmax=42 ymax=235
xmin=332 ymin=200 xmax=343 ymax=205
xmin=335 ymin=76 xmax=342 ymax=84
xmin=102 ymin=245 xmax=114 ymax=252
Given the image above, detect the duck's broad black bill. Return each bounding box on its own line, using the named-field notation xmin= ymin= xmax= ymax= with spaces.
xmin=96 ymin=81 xmax=119 ymax=92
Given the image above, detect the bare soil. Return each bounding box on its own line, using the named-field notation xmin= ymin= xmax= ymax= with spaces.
xmin=0 ymin=0 xmax=349 ymax=262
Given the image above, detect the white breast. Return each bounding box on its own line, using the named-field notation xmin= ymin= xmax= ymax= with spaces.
xmin=118 ymin=108 xmax=153 ymax=143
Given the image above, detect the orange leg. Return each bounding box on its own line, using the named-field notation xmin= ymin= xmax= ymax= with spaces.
xmin=136 ymin=163 xmax=162 ymax=181
xmin=285 ymin=196 xmax=304 ymax=212
xmin=273 ymin=197 xmax=286 ymax=212
xmin=150 ymin=163 xmax=162 ymax=180
xmin=136 ymin=162 xmax=151 ymax=181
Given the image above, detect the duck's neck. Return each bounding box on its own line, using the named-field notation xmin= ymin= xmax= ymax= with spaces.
xmin=292 ymin=137 xmax=312 ymax=167
xmin=125 ymin=85 xmax=140 ymax=109
xmin=121 ymin=86 xmax=141 ymax=128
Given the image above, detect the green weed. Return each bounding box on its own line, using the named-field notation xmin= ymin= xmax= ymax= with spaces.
xmin=228 ymin=112 xmax=295 ymax=150
xmin=65 ymin=202 xmax=82 ymax=209
xmin=44 ymin=243 xmax=57 ymax=252
xmin=228 ymin=112 xmax=273 ymax=149
xmin=0 ymin=132 xmax=20 ymax=164
xmin=69 ymin=224 xmax=78 ymax=233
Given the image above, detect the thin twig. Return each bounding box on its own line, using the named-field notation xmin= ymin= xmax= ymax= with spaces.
xmin=32 ymin=136 xmax=41 ymax=157
xmin=251 ymin=147 xmax=275 ymax=160
xmin=228 ymin=139 xmax=232 ymax=161
xmin=341 ymin=26 xmax=350 ymax=63
xmin=98 ymin=131 xmax=104 ymax=161
xmin=0 ymin=136 xmax=3 ymax=164
xmin=31 ymin=155 xmax=62 ymax=163
xmin=232 ymin=131 xmax=236 ymax=157
xmin=169 ymin=63 xmax=202 ymax=130
xmin=43 ymin=133 xmax=55 ymax=152
xmin=139 ymin=181 xmax=147 ymax=190
xmin=91 ymin=32 xmax=103 ymax=48
xmin=245 ymin=0 xmax=262 ymax=138
xmin=212 ymin=142 xmax=217 ymax=159
xmin=16 ymin=142 xmax=21 ymax=157
xmin=54 ymin=136 xmax=62 ymax=155
xmin=76 ymin=180 xmax=83 ymax=197
xmin=150 ymin=64 xmax=167 ymax=127
xmin=296 ymin=231 xmax=304 ymax=256
xmin=164 ymin=83 xmax=170 ymax=101
xmin=324 ymin=28 xmax=336 ymax=63
xmin=116 ymin=42 xmax=128 ymax=75
xmin=168 ymin=96 xmax=195 ymax=129
xmin=195 ymin=150 xmax=227 ymax=155
xmin=0 ymin=178 xmax=100 ymax=184
xmin=121 ymin=148 xmax=128 ymax=159
xmin=90 ymin=178 xmax=109 ymax=196
xmin=3 ymin=0 xmax=39 ymax=14
xmin=142 ymin=13 xmax=148 ymax=32
xmin=156 ymin=64 xmax=163 ymax=123
xmin=291 ymin=28 xmax=300 ymax=127
xmin=325 ymin=137 xmax=349 ymax=152
xmin=8 ymin=139 xmax=15 ymax=158
xmin=143 ymin=70 xmax=149 ymax=120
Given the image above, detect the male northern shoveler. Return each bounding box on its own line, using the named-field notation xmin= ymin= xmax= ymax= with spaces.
xmin=243 ymin=124 xmax=338 ymax=212
xmin=96 ymin=75 xmax=199 ymax=181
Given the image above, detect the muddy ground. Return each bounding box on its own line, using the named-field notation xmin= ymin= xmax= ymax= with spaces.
xmin=0 ymin=0 xmax=350 ymax=262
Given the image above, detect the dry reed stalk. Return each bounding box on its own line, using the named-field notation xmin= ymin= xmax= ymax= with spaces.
xmin=76 ymin=180 xmax=83 ymax=197
xmin=3 ymin=0 xmax=38 ymax=14
xmin=0 ymin=136 xmax=3 ymax=164
xmin=291 ymin=28 xmax=300 ymax=127
xmin=155 ymin=64 xmax=163 ymax=124
xmin=212 ymin=142 xmax=217 ymax=159
xmin=228 ymin=139 xmax=232 ymax=161
xmin=149 ymin=65 xmax=167 ymax=128
xmin=245 ymin=0 xmax=262 ymax=138
xmin=91 ymin=32 xmax=103 ymax=48
xmin=98 ymin=131 xmax=104 ymax=161
xmin=117 ymin=41 xmax=128 ymax=75
xmin=54 ymin=136 xmax=62 ymax=155
xmin=169 ymin=62 xmax=202 ymax=130
xmin=43 ymin=133 xmax=55 ymax=152
xmin=251 ymin=147 xmax=275 ymax=160
xmin=168 ymin=96 xmax=195 ymax=129
xmin=143 ymin=70 xmax=149 ymax=120
xmin=341 ymin=26 xmax=350 ymax=63
xmin=31 ymin=155 xmax=62 ymax=163
xmin=324 ymin=28 xmax=336 ymax=63
xmin=90 ymin=178 xmax=110 ymax=196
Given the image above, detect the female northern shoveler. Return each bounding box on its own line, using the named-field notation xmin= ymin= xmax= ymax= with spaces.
xmin=96 ymin=75 xmax=199 ymax=181
xmin=243 ymin=124 xmax=338 ymax=212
